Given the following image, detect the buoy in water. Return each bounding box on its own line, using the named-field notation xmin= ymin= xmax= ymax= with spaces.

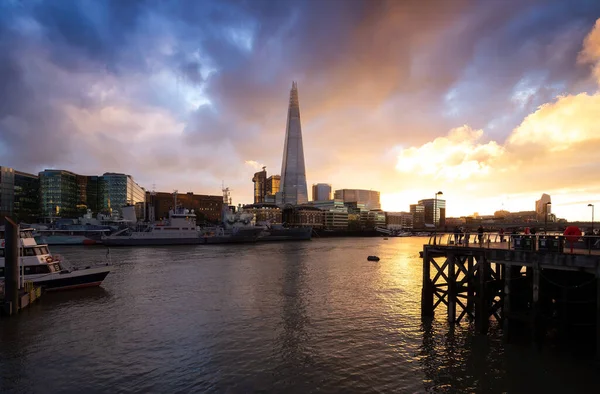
xmin=367 ymin=256 xmax=380 ymax=261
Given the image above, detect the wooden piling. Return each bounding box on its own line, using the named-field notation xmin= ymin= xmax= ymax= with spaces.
xmin=503 ymin=263 xmax=512 ymax=342
xmin=421 ymin=248 xmax=434 ymax=318
xmin=3 ymin=218 xmax=19 ymax=315
xmin=467 ymin=256 xmax=475 ymax=318
xmin=447 ymin=252 xmax=456 ymax=323
xmin=475 ymin=256 xmax=489 ymax=334
xmin=531 ymin=259 xmax=542 ymax=348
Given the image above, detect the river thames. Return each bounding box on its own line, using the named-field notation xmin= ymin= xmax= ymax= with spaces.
xmin=1 ymin=237 xmax=599 ymax=393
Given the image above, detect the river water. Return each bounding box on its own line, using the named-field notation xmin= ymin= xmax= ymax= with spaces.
xmin=1 ymin=237 xmax=599 ymax=393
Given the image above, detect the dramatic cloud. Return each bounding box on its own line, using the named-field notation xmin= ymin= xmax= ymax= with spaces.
xmin=1 ymin=0 xmax=600 ymax=219
xmin=390 ymin=17 xmax=600 ymax=220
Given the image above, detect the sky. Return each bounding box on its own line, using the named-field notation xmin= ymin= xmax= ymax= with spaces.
xmin=1 ymin=0 xmax=600 ymax=221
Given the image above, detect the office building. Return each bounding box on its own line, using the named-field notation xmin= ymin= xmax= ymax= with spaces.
xmin=266 ymin=175 xmax=280 ymax=196
xmin=410 ymin=204 xmax=425 ymax=228
xmin=312 ymin=183 xmax=332 ymax=201
xmin=76 ymin=175 xmax=107 ymax=215
xmin=252 ymin=167 xmax=267 ymax=204
xmin=242 ymin=203 xmax=282 ymax=225
xmin=334 ymin=189 xmax=381 ymax=210
xmin=282 ymin=206 xmax=323 ymax=228
xmin=147 ymin=191 xmax=223 ymax=224
xmin=0 ymin=166 xmax=15 ymax=220
xmin=39 ymin=169 xmax=79 ymax=218
xmin=386 ymin=212 xmax=413 ymax=229
xmin=14 ymin=171 xmax=40 ymax=223
xmin=278 ymin=82 xmax=309 ymax=205
xmin=102 ymin=173 xmax=146 ymax=219
xmin=418 ymin=198 xmax=446 ymax=227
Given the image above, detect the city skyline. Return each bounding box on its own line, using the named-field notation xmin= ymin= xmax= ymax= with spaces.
xmin=1 ymin=2 xmax=600 ymax=221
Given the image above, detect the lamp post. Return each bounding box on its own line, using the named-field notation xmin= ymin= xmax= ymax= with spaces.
xmin=588 ymin=203 xmax=594 ymax=234
xmin=544 ymin=202 xmax=551 ymax=234
xmin=434 ymin=191 xmax=443 ymax=229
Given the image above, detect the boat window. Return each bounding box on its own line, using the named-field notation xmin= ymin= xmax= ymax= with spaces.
xmin=53 ymin=263 xmax=61 ymax=271
xmin=23 ymin=248 xmax=36 ymax=256
xmin=0 ymin=267 xmax=3 ymax=277
xmin=0 ymin=249 xmax=4 ymax=257
xmin=24 ymin=265 xmax=51 ymax=275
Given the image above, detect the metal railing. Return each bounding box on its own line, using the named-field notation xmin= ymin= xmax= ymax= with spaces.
xmin=427 ymin=232 xmax=600 ymax=255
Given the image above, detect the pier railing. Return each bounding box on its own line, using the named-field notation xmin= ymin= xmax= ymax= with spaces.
xmin=427 ymin=232 xmax=600 ymax=255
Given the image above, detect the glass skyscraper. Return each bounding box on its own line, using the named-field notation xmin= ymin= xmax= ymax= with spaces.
xmin=39 ymin=169 xmax=79 ymax=218
xmin=102 ymin=173 xmax=146 ymax=219
xmin=279 ymin=82 xmax=308 ymax=206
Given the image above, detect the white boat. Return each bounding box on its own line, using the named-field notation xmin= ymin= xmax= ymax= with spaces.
xmin=1 ymin=227 xmax=111 ymax=291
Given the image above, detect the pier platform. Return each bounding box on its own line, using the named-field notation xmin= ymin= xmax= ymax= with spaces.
xmin=1 ymin=281 xmax=43 ymax=316
xmin=421 ymin=233 xmax=600 ymax=355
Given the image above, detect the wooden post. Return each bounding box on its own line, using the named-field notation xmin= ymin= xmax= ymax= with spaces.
xmin=421 ymin=247 xmax=434 ymax=318
xmin=4 ymin=217 xmax=19 ymax=315
xmin=475 ymin=255 xmax=489 ymax=334
xmin=532 ymin=259 xmax=542 ymax=349
xmin=448 ymin=252 xmax=456 ymax=323
xmin=467 ymin=256 xmax=474 ymax=318
xmin=503 ymin=263 xmax=513 ymax=342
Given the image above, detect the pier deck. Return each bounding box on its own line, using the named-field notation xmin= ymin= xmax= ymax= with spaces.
xmin=421 ymin=233 xmax=600 ymax=355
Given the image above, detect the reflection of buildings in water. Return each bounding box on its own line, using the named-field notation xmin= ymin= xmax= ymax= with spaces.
xmin=278 ymin=244 xmax=313 ymax=370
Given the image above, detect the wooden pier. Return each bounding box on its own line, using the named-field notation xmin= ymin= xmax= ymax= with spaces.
xmin=421 ymin=233 xmax=600 ymax=354
xmin=1 ymin=217 xmax=43 ymax=317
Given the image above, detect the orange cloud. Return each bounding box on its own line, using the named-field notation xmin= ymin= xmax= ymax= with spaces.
xmin=388 ymin=18 xmax=600 ymax=220
xmin=395 ymin=125 xmax=504 ymax=180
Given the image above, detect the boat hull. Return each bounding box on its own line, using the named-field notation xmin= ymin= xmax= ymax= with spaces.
xmin=33 ymin=267 xmax=111 ymax=291
xmin=102 ymin=237 xmax=201 ymax=246
xmin=258 ymin=227 xmax=312 ymax=242
xmin=35 ymin=235 xmax=102 ymax=245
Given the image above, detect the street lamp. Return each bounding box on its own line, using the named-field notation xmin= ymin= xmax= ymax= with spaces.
xmin=434 ymin=191 xmax=443 ymax=229
xmin=544 ymin=202 xmax=551 ymax=234
xmin=588 ymin=204 xmax=594 ymax=234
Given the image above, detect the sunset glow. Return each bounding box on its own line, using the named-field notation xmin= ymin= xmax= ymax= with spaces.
xmin=2 ymin=2 xmax=600 ymax=220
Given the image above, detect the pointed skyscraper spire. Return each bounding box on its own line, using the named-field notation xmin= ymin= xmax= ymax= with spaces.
xmin=279 ymin=81 xmax=308 ymax=205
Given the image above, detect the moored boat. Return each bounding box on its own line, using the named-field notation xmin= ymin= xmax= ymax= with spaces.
xmin=1 ymin=227 xmax=111 ymax=291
